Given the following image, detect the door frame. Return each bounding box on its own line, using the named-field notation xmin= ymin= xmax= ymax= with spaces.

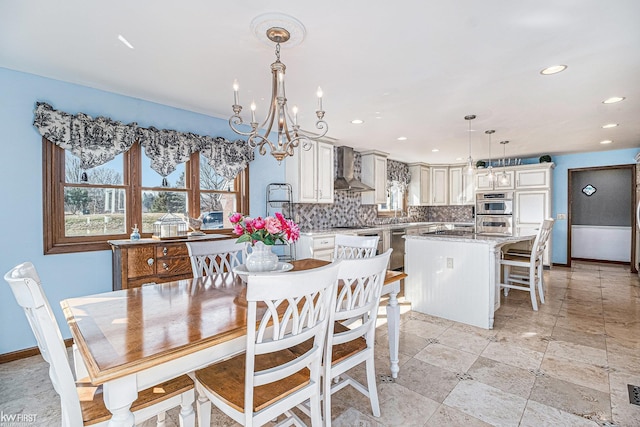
xmin=567 ymin=164 xmax=637 ymax=272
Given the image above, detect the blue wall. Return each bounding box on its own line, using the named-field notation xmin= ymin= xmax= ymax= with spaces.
xmin=0 ymin=67 xmax=284 ymax=354
xmin=550 ymin=148 xmax=638 ymax=265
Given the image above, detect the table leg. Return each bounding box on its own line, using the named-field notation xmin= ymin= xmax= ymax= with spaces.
xmin=103 ymin=375 xmax=137 ymax=427
xmin=386 ymin=282 xmax=400 ymax=378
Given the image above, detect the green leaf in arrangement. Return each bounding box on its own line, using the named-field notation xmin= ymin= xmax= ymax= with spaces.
xmin=235 ymin=234 xmax=252 ymax=243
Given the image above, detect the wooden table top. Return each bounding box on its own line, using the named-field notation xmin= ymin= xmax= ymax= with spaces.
xmin=61 ymin=259 xmax=406 ymax=384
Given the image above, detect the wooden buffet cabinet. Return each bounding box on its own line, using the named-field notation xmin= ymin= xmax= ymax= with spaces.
xmin=108 ymin=235 xmax=230 ymax=290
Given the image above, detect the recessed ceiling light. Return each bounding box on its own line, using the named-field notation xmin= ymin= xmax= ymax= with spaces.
xmin=540 ymin=65 xmax=567 ymax=75
xmin=602 ymin=123 xmax=619 ymax=129
xmin=432 ymin=149 xmax=439 ymax=152
xmin=455 ymin=157 xmax=463 ymax=161
xmin=351 ymin=119 xmax=364 ymax=124
xmin=117 ymin=34 xmax=135 ymax=49
xmin=603 ymin=96 xmax=625 ymax=104
xmin=600 ymin=140 xmax=613 ymax=144
xmin=397 ymin=136 xmax=407 ymax=141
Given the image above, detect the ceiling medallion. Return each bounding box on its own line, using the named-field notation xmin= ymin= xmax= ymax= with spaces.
xmin=230 ymin=14 xmax=328 ymax=163
xmin=582 ymin=184 xmax=597 ymax=196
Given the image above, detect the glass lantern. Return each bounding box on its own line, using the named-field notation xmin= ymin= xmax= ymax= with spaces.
xmin=152 ymin=213 xmax=188 ymax=239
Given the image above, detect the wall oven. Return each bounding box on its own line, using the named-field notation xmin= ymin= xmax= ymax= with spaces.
xmin=476 ymin=215 xmax=513 ymax=236
xmin=476 ymin=191 xmax=514 ymax=236
xmin=476 ymin=191 xmax=514 ymax=215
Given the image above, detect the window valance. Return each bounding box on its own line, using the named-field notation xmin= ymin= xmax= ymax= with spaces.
xmin=387 ymin=159 xmax=411 ymax=190
xmin=33 ymin=102 xmax=254 ymax=180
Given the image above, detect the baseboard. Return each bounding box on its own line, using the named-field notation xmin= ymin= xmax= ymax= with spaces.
xmin=552 ymin=262 xmax=570 ymax=268
xmin=571 ymin=257 xmax=631 ymax=266
xmin=0 ymin=338 xmax=73 ymax=364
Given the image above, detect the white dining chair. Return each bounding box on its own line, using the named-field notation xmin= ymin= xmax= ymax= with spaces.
xmin=4 ymin=262 xmax=195 ymax=427
xmin=292 ymin=249 xmax=392 ymax=425
xmin=333 ymin=234 xmax=379 ymax=260
xmin=185 ymin=239 xmax=248 ymax=277
xmin=192 ymin=262 xmax=340 ymax=427
xmin=499 ymin=219 xmax=555 ymax=310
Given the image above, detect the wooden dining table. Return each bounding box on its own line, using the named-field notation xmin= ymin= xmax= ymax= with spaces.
xmin=61 ymin=258 xmax=406 ymax=427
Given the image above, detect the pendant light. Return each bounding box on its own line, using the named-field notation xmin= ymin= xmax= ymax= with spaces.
xmin=485 ymin=130 xmax=496 ymax=182
xmin=498 ymin=140 xmax=509 ymax=185
xmin=464 ymin=114 xmax=476 ymax=176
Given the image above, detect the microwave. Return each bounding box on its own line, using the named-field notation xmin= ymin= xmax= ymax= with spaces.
xmin=476 ymin=191 xmax=513 ymax=215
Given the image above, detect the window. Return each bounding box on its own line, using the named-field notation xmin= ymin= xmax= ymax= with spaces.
xmin=43 ymin=140 xmax=249 ymax=254
xmin=377 ymin=182 xmax=406 ymax=217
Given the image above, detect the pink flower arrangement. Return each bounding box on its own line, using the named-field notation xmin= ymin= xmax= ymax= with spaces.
xmin=229 ymin=212 xmax=300 ymax=246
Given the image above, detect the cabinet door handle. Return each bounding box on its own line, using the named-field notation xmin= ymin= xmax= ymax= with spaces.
xmin=147 ymin=258 xmax=154 ymax=266
xmin=163 ymin=262 xmax=169 ymax=270
xmin=163 ymin=247 xmax=168 ymax=255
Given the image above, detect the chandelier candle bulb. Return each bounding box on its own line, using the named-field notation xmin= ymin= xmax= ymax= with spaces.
xmin=292 ymin=105 xmax=298 ymax=125
xmin=250 ymin=101 xmax=256 ymax=123
xmin=233 ymin=80 xmax=239 ymax=105
xmin=317 ymin=87 xmax=323 ymax=110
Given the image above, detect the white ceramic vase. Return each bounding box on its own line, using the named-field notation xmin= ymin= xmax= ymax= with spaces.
xmin=245 ymin=241 xmax=279 ymax=272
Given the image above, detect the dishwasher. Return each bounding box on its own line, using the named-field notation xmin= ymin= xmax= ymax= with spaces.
xmin=390 ymin=228 xmax=406 ymax=270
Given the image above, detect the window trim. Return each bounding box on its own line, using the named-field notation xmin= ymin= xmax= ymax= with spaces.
xmin=43 ymin=138 xmax=249 ymax=254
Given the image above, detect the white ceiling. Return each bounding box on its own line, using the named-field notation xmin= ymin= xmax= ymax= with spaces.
xmin=1 ymin=0 xmax=639 ymax=164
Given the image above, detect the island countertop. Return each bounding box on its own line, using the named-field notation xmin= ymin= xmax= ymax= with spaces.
xmin=404 ymin=232 xmax=536 ymax=245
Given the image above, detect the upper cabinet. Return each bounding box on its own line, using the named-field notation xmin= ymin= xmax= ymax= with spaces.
xmin=475 ymin=162 xmax=553 ymax=192
xmin=360 ymin=150 xmax=389 ymax=205
xmin=285 ymin=140 xmax=334 ymax=203
xmin=449 ymin=166 xmax=474 ymax=205
xmin=408 ymin=163 xmax=430 ymax=206
xmin=430 ymin=166 xmax=448 ymax=205
xmin=475 ymin=169 xmax=515 ymax=190
xmin=515 ymin=164 xmax=551 ymax=189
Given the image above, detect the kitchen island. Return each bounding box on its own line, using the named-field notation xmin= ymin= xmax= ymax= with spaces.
xmin=404 ymin=233 xmax=536 ymax=329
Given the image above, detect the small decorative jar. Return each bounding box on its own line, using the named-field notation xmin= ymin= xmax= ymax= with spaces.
xmin=130 ymin=224 xmax=141 ymax=241
xmin=245 ymin=242 xmax=279 ymax=272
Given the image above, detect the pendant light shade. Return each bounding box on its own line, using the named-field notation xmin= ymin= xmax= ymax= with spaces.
xmin=464 ymin=115 xmax=476 ymax=176
xmin=485 ymin=130 xmax=496 ymax=182
xmin=498 ymin=140 xmax=510 ymax=185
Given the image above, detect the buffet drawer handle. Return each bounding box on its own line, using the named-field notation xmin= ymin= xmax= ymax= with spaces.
xmin=163 ymin=247 xmax=168 ymax=255
xmin=147 ymin=258 xmax=154 ymax=266
xmin=163 ymin=262 xmax=169 ymax=270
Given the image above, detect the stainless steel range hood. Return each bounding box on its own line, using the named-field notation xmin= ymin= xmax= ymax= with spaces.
xmin=334 ymin=146 xmax=375 ymax=192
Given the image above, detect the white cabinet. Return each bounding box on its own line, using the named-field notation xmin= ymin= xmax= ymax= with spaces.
xmin=515 ymin=164 xmax=551 ymax=189
xmin=361 ymin=150 xmax=389 ymax=205
xmin=514 ymin=190 xmax=552 ymax=265
xmin=449 ymin=166 xmax=475 ymax=205
xmin=285 ymin=140 xmax=334 ymax=203
xmin=408 ymin=163 xmax=430 ymax=206
xmin=476 ymin=169 xmax=515 ymax=191
xmin=295 ymin=234 xmax=335 ymax=261
xmin=431 ymin=167 xmax=448 ymax=205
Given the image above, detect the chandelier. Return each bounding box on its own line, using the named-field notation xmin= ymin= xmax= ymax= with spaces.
xmin=229 ymin=25 xmax=328 ymax=163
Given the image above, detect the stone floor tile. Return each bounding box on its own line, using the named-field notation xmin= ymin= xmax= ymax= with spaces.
xmin=425 ymin=404 xmax=493 ymax=426
xmin=413 ymin=343 xmax=479 ymax=374
xmin=467 ymin=356 xmax=537 ymax=399
xmin=393 ymin=357 xmax=460 ymax=403
xmin=529 ymin=375 xmax=612 ymax=421
xmin=519 ymin=400 xmax=600 ymax=426
xmin=443 ymin=380 xmax=527 ymax=427
xmin=540 ymin=355 xmax=610 ymax=393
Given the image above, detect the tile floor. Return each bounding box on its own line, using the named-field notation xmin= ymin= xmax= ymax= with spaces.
xmin=1 ymin=261 xmax=639 ymax=426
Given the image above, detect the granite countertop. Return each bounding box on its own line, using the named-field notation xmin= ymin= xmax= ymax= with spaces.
xmin=300 ymin=222 xmax=475 ymax=236
xmin=405 ymin=232 xmax=536 ymax=245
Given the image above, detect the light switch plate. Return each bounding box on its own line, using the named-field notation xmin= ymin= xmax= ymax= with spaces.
xmin=446 ymin=258 xmax=454 ymax=268
xmin=557 ymin=213 xmax=567 ymax=220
